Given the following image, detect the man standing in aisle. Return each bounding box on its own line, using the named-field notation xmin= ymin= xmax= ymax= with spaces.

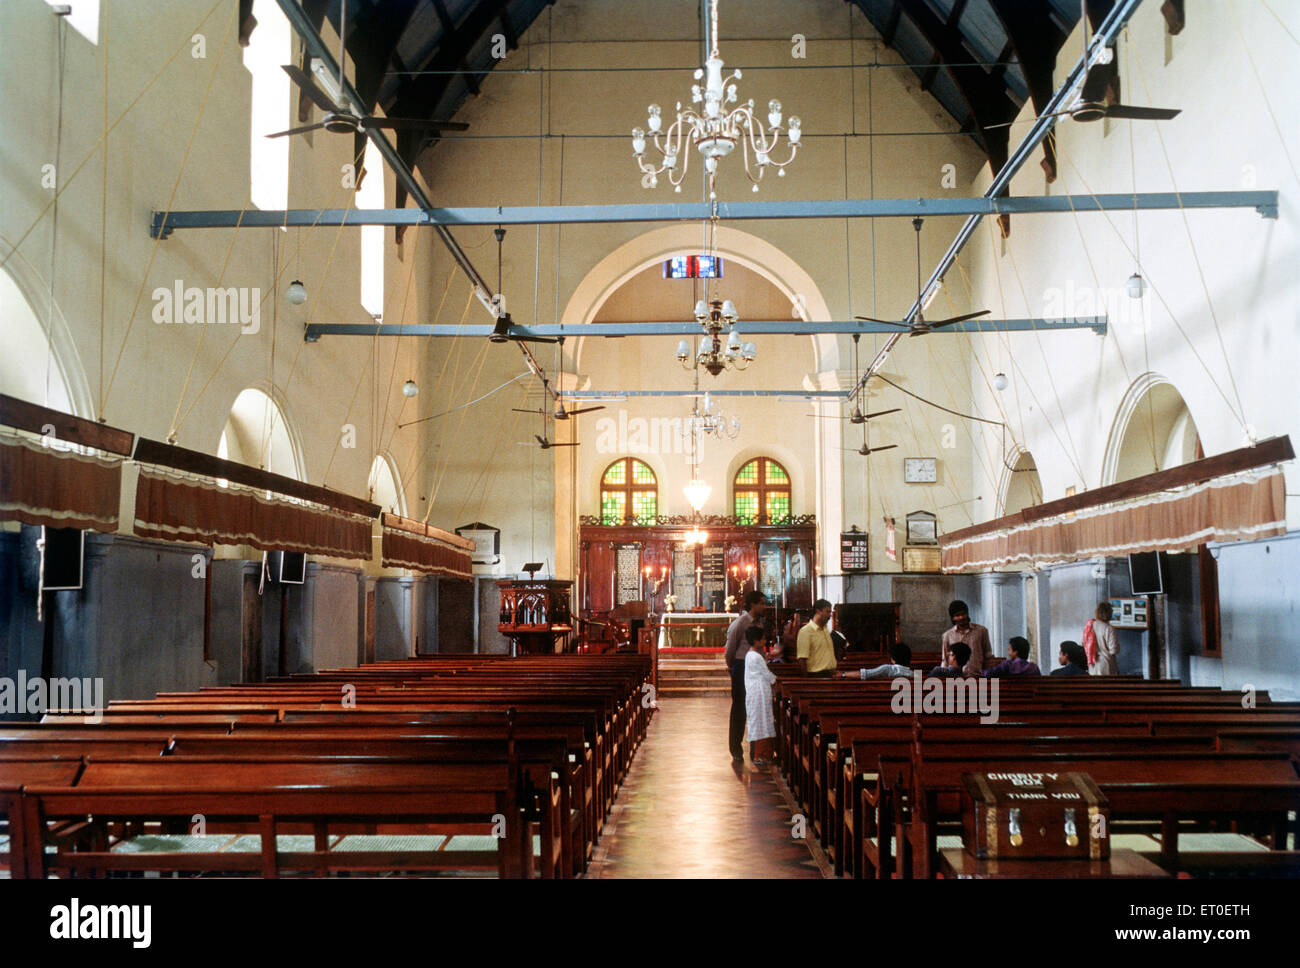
xmin=725 ymin=590 xmax=767 ymax=763
xmin=797 ymin=599 xmax=838 ymax=677
xmin=941 ymin=600 xmax=995 ymax=676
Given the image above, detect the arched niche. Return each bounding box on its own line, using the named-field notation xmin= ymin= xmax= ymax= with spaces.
xmin=0 ymin=245 xmax=94 ymax=419
xmin=1000 ymin=449 xmax=1044 ymax=517
xmin=1104 ymin=375 xmax=1201 ymax=485
xmin=368 ymin=452 xmax=407 ymax=517
xmin=217 ymin=386 xmax=304 ymax=481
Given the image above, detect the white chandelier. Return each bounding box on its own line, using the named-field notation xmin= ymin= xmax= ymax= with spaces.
xmin=676 ymin=298 xmax=756 ymax=376
xmin=684 ymin=392 xmax=740 ymax=443
xmin=632 ymin=0 xmax=801 ymax=199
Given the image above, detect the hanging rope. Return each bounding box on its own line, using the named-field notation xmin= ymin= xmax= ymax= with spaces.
xmin=1131 ymin=36 xmax=1251 ymax=433
xmin=0 ymin=0 xmax=228 ymax=281
xmin=100 ymin=1 xmax=239 ymax=416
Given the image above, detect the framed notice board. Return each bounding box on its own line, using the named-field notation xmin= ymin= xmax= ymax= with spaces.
xmin=902 ymin=546 xmax=943 ymax=573
xmin=841 ymin=532 xmax=870 ymax=573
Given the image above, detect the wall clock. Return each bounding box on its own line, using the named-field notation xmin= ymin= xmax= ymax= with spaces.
xmin=904 ymin=457 xmax=937 ymax=484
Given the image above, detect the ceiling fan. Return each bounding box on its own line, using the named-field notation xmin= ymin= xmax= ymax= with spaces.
xmin=266 ymin=3 xmax=468 ymax=141
xmin=988 ymin=3 xmax=1180 ymax=129
xmin=855 ymin=218 xmax=991 ymax=337
xmin=489 ymin=229 xmax=558 ymax=345
xmin=531 ymin=434 xmax=579 ymax=450
xmin=805 ymin=406 xmax=900 ymax=422
xmin=838 ymin=443 xmax=898 ymax=457
xmin=513 ymin=339 xmax=605 ymax=420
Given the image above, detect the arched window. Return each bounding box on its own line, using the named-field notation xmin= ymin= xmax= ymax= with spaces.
xmin=733 ymin=457 xmax=791 ymax=524
xmin=600 ymin=458 xmax=657 ymax=525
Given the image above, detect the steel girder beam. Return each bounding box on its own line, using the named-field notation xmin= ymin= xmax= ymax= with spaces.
xmin=152 ymin=191 xmax=1277 ymax=237
xmin=302 ymin=316 xmax=1108 ymax=341
xmin=556 ymin=390 xmax=848 ymax=400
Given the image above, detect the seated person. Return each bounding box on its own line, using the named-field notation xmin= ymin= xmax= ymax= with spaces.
xmin=844 ymin=641 xmax=913 ymax=679
xmin=1050 ymin=640 xmax=1090 ymax=676
xmin=929 ymin=641 xmax=970 ymax=677
xmin=983 ymin=636 xmax=1042 ymax=677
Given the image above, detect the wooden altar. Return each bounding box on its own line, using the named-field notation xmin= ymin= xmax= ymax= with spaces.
xmin=657 ymin=611 xmax=733 ymax=650
xmin=497 ymin=579 xmax=573 ymax=655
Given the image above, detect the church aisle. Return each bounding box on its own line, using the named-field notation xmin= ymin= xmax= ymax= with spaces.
xmin=585 ymin=696 xmax=827 ymax=878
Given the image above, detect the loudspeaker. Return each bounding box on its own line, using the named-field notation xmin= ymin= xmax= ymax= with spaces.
xmin=268 ymin=550 xmax=306 ymax=585
xmin=42 ymin=527 xmax=84 ymax=591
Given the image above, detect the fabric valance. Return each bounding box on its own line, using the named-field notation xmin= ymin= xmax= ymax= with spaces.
xmin=381 ymin=514 xmax=475 ymax=578
xmin=0 ymin=435 xmax=121 ymax=532
xmin=133 ymin=467 xmax=372 ymax=559
xmin=941 ymin=467 xmax=1287 ymax=573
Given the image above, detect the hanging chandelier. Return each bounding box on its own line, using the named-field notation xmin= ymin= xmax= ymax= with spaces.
xmin=675 ymin=298 xmax=756 ymax=376
xmin=632 ymin=0 xmax=801 ymax=199
xmin=683 ymin=392 xmax=741 ymax=442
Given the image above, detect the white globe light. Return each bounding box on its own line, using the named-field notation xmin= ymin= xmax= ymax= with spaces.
xmin=994 ymin=372 xmax=1009 ymax=391
xmin=285 ymin=279 xmax=307 ymax=305
xmin=402 ymin=380 xmax=419 ymax=398
xmin=1126 ymin=272 xmax=1146 ymax=299
xmin=676 ymin=339 xmax=690 ymax=360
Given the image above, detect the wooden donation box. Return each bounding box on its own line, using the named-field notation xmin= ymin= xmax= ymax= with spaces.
xmin=497 ymin=579 xmax=573 ymax=655
xmin=962 ymin=772 xmax=1110 ymax=861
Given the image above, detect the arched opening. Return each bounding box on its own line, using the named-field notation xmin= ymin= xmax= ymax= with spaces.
xmin=1001 ymin=450 xmax=1043 ymax=517
xmin=218 ymin=387 xmax=303 ymax=481
xmin=1107 ymin=377 xmax=1201 ymax=485
xmin=554 ymin=224 xmax=835 ymax=579
xmin=368 ymin=453 xmax=406 ymax=517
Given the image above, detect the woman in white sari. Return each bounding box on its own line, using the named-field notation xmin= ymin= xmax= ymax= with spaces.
xmin=743 ymin=625 xmax=778 ymax=765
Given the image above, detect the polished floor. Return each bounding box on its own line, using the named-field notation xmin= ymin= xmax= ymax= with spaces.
xmin=586 ymin=696 xmax=828 ymax=878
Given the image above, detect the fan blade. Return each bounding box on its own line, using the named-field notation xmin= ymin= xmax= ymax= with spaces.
xmin=547 ymin=442 xmax=580 ymax=447
xmin=510 ymin=334 xmax=560 ymax=345
xmin=562 ymin=406 xmax=606 ymax=417
xmin=265 ymin=123 xmax=327 ymax=138
xmin=928 ymin=310 xmax=992 ymax=329
xmin=512 ymin=408 xmax=547 ymax=416
xmin=863 ymin=408 xmax=902 ymax=419
xmin=361 ymin=117 xmax=470 ymax=132
xmin=535 ymin=436 xmax=547 ymax=447
xmin=1104 ymin=104 xmax=1181 ymax=121
xmin=854 ymin=316 xmax=911 ymax=328
xmin=282 ymin=64 xmax=338 ymax=113
xmin=861 ymin=444 xmax=898 ymax=455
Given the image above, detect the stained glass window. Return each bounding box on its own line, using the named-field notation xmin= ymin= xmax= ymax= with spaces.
xmin=600 ymin=458 xmax=657 ymax=525
xmin=733 ymin=458 xmax=792 ymax=525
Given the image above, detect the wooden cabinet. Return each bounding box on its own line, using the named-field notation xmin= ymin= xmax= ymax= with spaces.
xmin=833 ymin=602 xmax=901 ymax=654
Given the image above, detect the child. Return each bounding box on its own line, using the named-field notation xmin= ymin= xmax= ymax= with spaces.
xmin=743 ymin=624 xmax=778 ymax=766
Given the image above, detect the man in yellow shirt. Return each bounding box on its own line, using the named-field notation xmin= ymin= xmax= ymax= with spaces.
xmin=797 ymin=599 xmax=837 ymax=675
